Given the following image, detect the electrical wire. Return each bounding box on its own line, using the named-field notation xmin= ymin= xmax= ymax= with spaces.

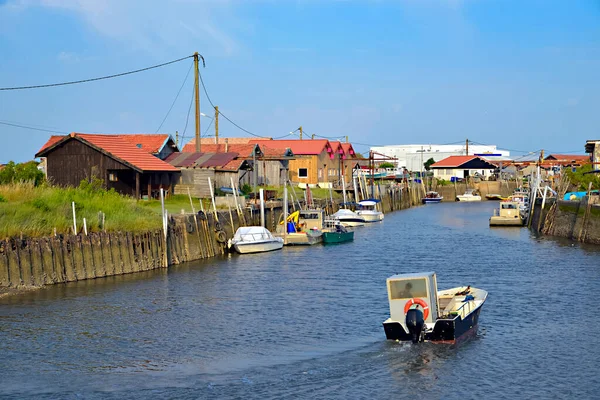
xmin=0 ymin=55 xmax=194 ymax=91
xmin=180 ymin=85 xmax=195 ymax=145
xmin=198 ymin=70 xmax=268 ymax=138
xmin=0 ymin=120 xmax=68 ymax=134
xmin=155 ymin=61 xmax=193 ymax=133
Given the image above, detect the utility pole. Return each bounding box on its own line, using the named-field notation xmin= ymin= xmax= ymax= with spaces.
xmin=215 ymin=106 xmax=219 ymax=144
xmin=299 ymin=126 xmax=303 ymax=140
xmin=194 ymin=52 xmax=201 ymax=153
xmin=345 ymin=136 xmax=348 ymax=143
xmin=175 ymin=130 xmax=179 ymax=147
xmin=311 ymin=134 xmax=315 ymax=139
xmin=466 ymin=138 xmax=469 ymax=156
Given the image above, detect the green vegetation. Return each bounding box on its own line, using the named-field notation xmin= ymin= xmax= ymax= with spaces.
xmin=0 ymin=161 xmax=45 ymax=186
xmin=378 ymin=162 xmax=395 ymax=169
xmin=424 ymin=157 xmax=436 ymax=171
xmin=565 ymin=164 xmax=600 ymax=191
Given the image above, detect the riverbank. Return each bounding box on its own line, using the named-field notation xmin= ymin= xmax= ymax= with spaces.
xmin=0 ymin=184 xmax=422 ymax=292
xmin=531 ymin=196 xmax=600 ymax=244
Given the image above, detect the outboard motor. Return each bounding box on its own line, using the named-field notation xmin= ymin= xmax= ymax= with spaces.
xmin=406 ymin=308 xmax=425 ymax=343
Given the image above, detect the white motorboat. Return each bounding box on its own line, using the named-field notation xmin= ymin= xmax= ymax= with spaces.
xmin=456 ymin=189 xmax=482 ymax=202
xmin=332 ymin=208 xmax=365 ymax=227
xmin=356 ymin=199 xmax=384 ymax=222
xmin=489 ymin=201 xmax=525 ymax=227
xmin=383 ymin=272 xmax=487 ymax=343
xmin=228 ymin=226 xmax=284 ymax=254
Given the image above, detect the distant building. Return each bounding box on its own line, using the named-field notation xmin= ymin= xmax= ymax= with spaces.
xmin=35 ymin=133 xmax=180 ymax=198
xmin=430 ymin=156 xmax=498 ymax=181
xmin=370 ymin=144 xmax=510 ymax=172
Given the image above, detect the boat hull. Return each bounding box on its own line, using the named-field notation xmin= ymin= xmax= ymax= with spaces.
xmin=489 ymin=216 xmax=524 ymax=227
xmin=234 ymin=240 xmax=284 ymax=254
xmin=276 ymin=232 xmax=323 ymax=246
xmin=383 ymin=302 xmax=484 ymax=344
xmin=322 ymin=230 xmax=354 ymax=244
xmin=338 ymin=219 xmax=365 ymax=227
xmin=456 ymin=195 xmax=482 ymax=202
xmin=357 ymin=211 xmax=384 ymax=222
xmin=422 ymin=198 xmax=442 ymax=204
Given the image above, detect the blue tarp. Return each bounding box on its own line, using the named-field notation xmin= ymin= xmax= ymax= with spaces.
xmin=564 ymin=190 xmax=599 ymax=201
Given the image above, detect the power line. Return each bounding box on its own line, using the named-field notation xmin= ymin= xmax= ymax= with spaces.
xmin=0 ymin=55 xmax=194 ymax=91
xmin=155 ymin=61 xmax=193 ymax=133
xmin=198 ymin=70 xmax=268 ymax=138
xmin=180 ymin=85 xmax=195 ymax=145
xmin=0 ymin=120 xmax=68 ymax=134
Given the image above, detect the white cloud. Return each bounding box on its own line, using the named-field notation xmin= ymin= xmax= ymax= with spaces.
xmin=57 ymin=50 xmax=80 ymax=62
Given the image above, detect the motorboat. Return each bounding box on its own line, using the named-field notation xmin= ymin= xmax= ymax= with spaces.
xmin=383 ymin=272 xmax=487 ymax=343
xmin=275 ymin=209 xmax=324 ymax=245
xmin=322 ymin=218 xmax=354 ymax=244
xmin=421 ymin=191 xmax=443 ymax=204
xmin=456 ymin=189 xmax=481 ymax=202
xmin=489 ymin=201 xmax=525 ymax=227
xmin=227 ymin=226 xmax=284 ymax=254
xmin=356 ymin=199 xmax=384 ymax=222
xmin=331 ymin=208 xmax=365 ymax=227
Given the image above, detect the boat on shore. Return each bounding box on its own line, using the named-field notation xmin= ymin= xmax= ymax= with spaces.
xmin=489 ymin=201 xmax=524 ymax=227
xmin=422 ymin=191 xmax=443 ymax=204
xmin=383 ymin=272 xmax=487 ymax=343
xmin=228 ymin=226 xmax=284 ymax=254
xmin=356 ymin=199 xmax=384 ymax=222
xmin=331 ymin=208 xmax=365 ymax=227
xmin=322 ymin=218 xmax=354 ymax=244
xmin=456 ymin=189 xmax=481 ymax=202
xmin=485 ymin=194 xmax=507 ymax=201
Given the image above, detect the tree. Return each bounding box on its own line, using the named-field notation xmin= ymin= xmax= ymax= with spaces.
xmin=565 ymin=164 xmax=600 ymax=191
xmin=0 ymin=161 xmax=45 ymax=186
xmin=378 ymin=162 xmax=395 ymax=169
xmin=424 ymin=157 xmax=436 ymax=171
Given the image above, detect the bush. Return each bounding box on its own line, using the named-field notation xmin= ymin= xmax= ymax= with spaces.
xmin=0 ymin=161 xmax=45 ymax=186
xmin=241 ymin=184 xmax=252 ymax=195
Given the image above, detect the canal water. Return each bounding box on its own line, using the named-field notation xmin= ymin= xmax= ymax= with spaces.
xmin=1 ymin=202 xmax=599 ymax=399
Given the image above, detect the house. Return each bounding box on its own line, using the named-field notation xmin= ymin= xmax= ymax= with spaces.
xmin=182 ymin=139 xmax=294 ymax=186
xmin=430 ymin=156 xmax=498 ymax=181
xmin=35 ymin=133 xmax=180 ymax=198
xmin=585 ymin=141 xmax=600 ymax=166
xmin=165 ymin=152 xmax=252 ymax=198
xmin=118 ymin=134 xmax=179 ymax=160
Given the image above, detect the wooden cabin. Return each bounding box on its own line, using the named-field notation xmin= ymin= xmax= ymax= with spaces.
xmin=35 ymin=133 xmax=180 ymax=198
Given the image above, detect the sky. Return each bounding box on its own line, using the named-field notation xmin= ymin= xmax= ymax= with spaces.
xmin=0 ymin=0 xmax=599 ymax=162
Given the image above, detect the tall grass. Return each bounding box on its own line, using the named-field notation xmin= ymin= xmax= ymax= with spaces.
xmin=0 ymin=182 xmax=161 ymax=238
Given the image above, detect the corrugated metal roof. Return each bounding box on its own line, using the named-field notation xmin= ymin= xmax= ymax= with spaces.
xmin=165 ymin=152 xmax=241 ymax=169
xmin=182 ymin=143 xmax=258 ymax=156
xmin=37 ymin=133 xmax=179 ymax=172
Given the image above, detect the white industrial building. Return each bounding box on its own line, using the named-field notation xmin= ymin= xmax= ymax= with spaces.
xmin=370 ymin=144 xmax=511 ymax=172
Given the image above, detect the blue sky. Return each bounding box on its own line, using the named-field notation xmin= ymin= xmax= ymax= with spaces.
xmin=1 ymin=0 xmax=599 ymax=162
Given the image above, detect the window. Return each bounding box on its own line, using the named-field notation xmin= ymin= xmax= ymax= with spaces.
xmin=318 ymin=168 xmax=323 ymax=179
xmin=108 ymin=172 xmax=118 ymax=182
xmin=298 ymin=168 xmax=308 ymax=178
xmin=389 ymin=278 xmax=428 ymax=300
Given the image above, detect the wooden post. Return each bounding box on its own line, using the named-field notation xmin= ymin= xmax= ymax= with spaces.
xmin=208 ymin=177 xmax=218 ymax=220
xmin=72 ymin=201 xmax=77 ymax=234
xmin=135 ymin=172 xmax=140 ymax=199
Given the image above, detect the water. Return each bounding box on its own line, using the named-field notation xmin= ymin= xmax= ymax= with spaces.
xmin=1 ymin=202 xmax=599 ymax=399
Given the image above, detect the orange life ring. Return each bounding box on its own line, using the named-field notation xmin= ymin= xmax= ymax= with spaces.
xmin=404 ymin=298 xmax=430 ymax=320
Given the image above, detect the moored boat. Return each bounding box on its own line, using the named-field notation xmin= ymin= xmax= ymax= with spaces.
xmin=485 ymin=194 xmax=507 ymax=201
xmin=228 ymin=226 xmax=284 ymax=254
xmin=383 ymin=272 xmax=487 ymax=343
xmin=322 ymin=218 xmax=354 ymax=244
xmin=456 ymin=189 xmax=481 ymax=202
xmin=489 ymin=201 xmax=524 ymax=226
xmin=331 ymin=208 xmax=365 ymax=227
xmin=356 ymin=199 xmax=384 ymax=222
xmin=275 ymin=209 xmax=324 ymax=245
xmin=422 ymin=191 xmax=443 ymax=204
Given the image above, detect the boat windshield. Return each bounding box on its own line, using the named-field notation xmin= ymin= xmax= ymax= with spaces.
xmin=389 ymin=278 xmax=428 ymax=299
xmin=300 ymin=212 xmax=321 ymax=220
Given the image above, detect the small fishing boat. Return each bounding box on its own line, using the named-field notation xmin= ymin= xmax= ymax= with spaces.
xmin=275 ymin=210 xmax=324 ymax=245
xmin=383 ymin=272 xmax=487 ymax=343
xmin=485 ymin=194 xmax=506 ymax=201
xmin=456 ymin=189 xmax=481 ymax=202
xmin=489 ymin=201 xmax=524 ymax=226
xmin=331 ymin=208 xmax=365 ymax=227
xmin=421 ymin=191 xmax=443 ymax=204
xmin=322 ymin=218 xmax=354 ymax=244
xmin=356 ymin=199 xmax=384 ymax=222
xmin=228 ymin=226 xmax=284 ymax=254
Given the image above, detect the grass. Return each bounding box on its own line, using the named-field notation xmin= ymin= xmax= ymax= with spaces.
xmin=0 ymin=182 xmax=346 ymax=239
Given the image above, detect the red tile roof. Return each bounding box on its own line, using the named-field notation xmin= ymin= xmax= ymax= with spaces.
xmin=36 ymin=133 xmax=178 ymax=172
xmin=341 ymin=143 xmax=356 ymax=158
xmin=545 ymin=154 xmax=590 ymax=162
xmin=196 ymin=137 xmax=255 ymax=145
xmin=252 ymin=139 xmax=332 ymax=155
xmin=181 ymin=143 xmax=258 ymax=156
xmin=119 ymin=134 xmax=173 ymax=154
xmin=431 ymin=156 xmax=478 ymax=168
xmin=37 ymin=135 xmax=64 ymax=154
